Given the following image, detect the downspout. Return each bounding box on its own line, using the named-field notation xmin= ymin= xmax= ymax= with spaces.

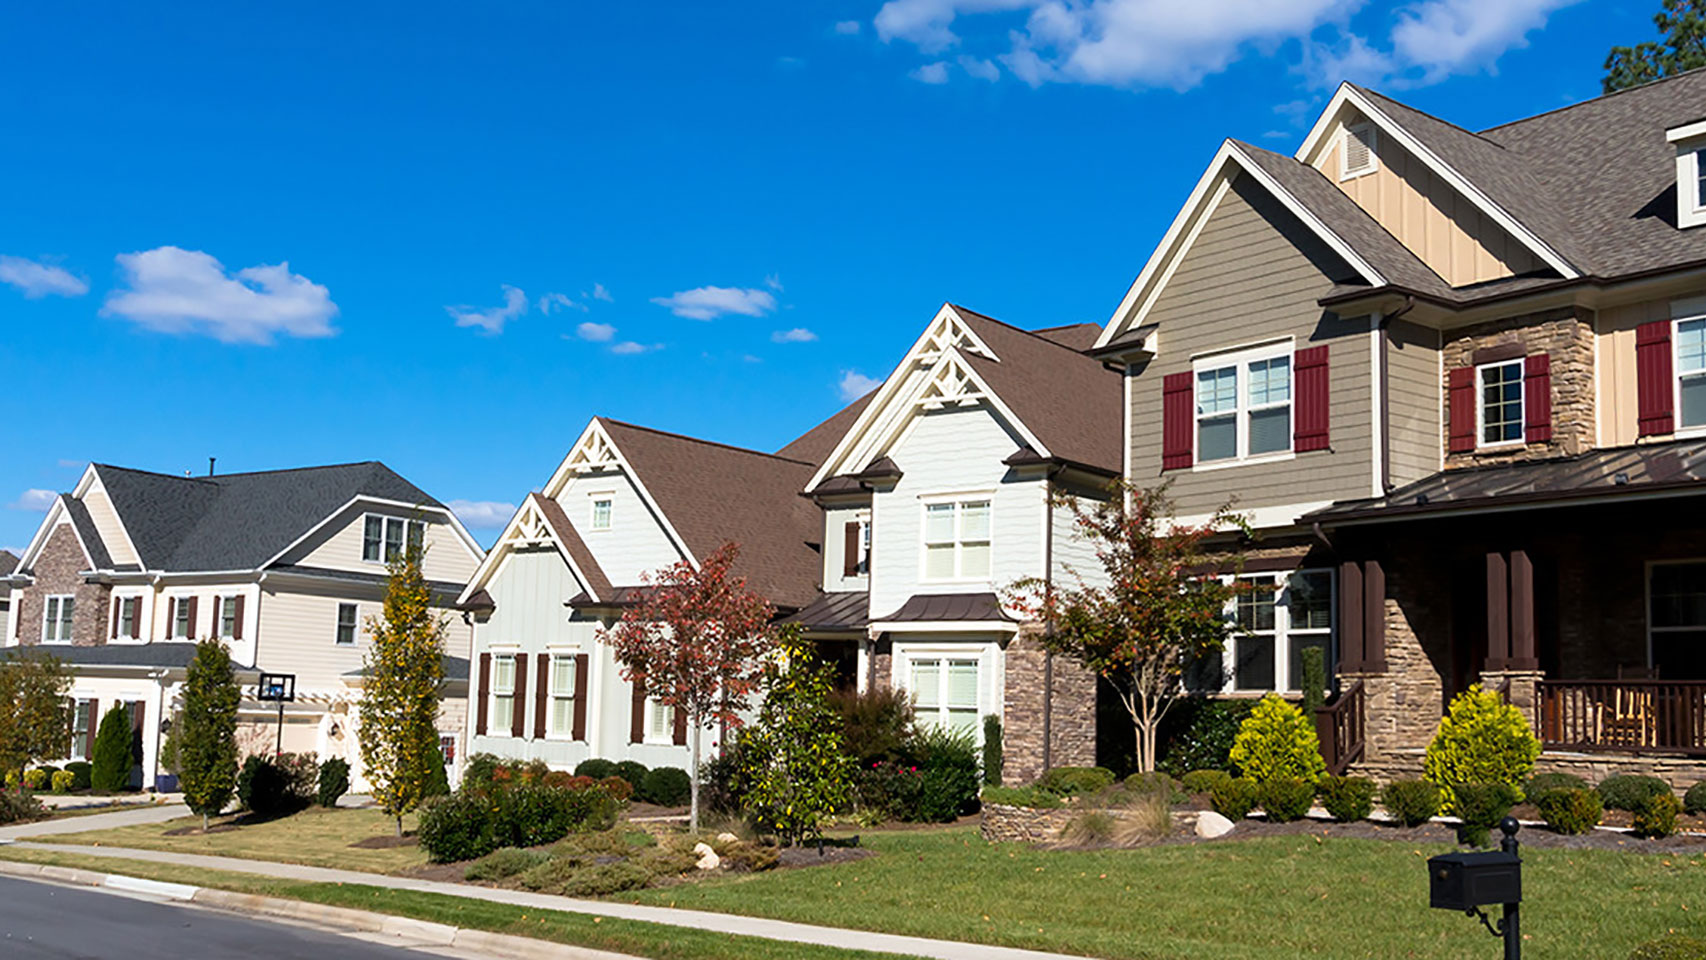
xmin=1378 ymin=296 xmax=1417 ymax=494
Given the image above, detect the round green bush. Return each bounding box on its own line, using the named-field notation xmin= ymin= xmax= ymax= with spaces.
xmin=417 ymin=783 xmax=618 ymax=863
xmin=63 ymin=761 xmax=92 ymax=792
xmin=639 ymin=766 xmax=691 ymax=806
xmin=1524 ymin=771 xmax=1588 ymax=803
xmin=1037 ymin=766 xmax=1116 ymax=797
xmin=1122 ymin=771 xmax=1180 ymax=801
xmin=1684 ymin=781 xmax=1706 ymax=815
xmin=1451 ymin=783 xmax=1521 ymax=847
xmin=1229 ymin=694 xmax=1326 ymax=785
xmin=1259 ymin=777 xmax=1314 ymax=823
xmin=1210 ymin=776 xmax=1259 ymax=821
xmin=1629 ymin=935 xmax=1706 ymax=959
xmin=1319 ymin=775 xmax=1375 ymax=822
xmin=574 ymin=758 xmax=619 ymax=781
xmin=1633 ymin=792 xmax=1682 ymax=839
xmin=49 ymin=770 xmax=75 ymax=794
xmin=1599 ymin=774 xmax=1671 ymax=812
xmin=1383 ymin=779 xmax=1442 ymax=827
xmin=613 ymin=760 xmax=649 ymax=793
xmin=1180 ymin=770 xmax=1232 ymax=794
xmin=316 ymin=757 xmax=350 ymax=808
xmin=1423 ymin=686 xmax=1539 ymax=812
xmin=1537 ymin=787 xmax=1602 ymax=835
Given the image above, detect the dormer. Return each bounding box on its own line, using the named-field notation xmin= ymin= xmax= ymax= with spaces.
xmin=1667 ymin=118 xmax=1706 ymax=230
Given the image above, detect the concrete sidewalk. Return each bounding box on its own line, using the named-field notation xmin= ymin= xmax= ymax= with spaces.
xmin=0 ymin=801 xmax=189 ymax=838
xmin=6 ymin=840 xmax=1088 ymax=960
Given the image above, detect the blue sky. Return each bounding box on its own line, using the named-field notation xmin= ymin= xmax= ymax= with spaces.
xmin=0 ymin=0 xmax=1662 ymax=550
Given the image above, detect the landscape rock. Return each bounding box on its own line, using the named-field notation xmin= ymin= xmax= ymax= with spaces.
xmin=1195 ymin=810 xmax=1236 ymax=839
xmin=693 ymin=842 xmax=720 ymax=870
xmin=716 ymin=832 xmax=739 ymax=844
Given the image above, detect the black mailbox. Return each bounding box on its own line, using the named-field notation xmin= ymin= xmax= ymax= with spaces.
xmin=1429 ymin=849 xmax=1522 ymax=911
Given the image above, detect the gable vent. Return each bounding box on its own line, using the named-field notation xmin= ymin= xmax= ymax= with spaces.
xmin=1340 ymin=123 xmax=1377 ymax=180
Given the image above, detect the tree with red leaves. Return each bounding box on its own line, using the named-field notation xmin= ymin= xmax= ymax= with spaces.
xmin=601 ymin=542 xmax=775 ymax=831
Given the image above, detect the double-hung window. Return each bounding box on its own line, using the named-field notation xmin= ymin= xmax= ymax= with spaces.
xmin=910 ymin=657 xmax=980 ymax=737
xmin=550 ymin=656 xmax=577 ymax=738
xmin=218 ymin=596 xmax=239 ymax=638
xmin=1477 ymin=359 xmax=1525 ymax=446
xmin=590 ymin=498 xmax=613 ymax=531
xmin=1677 ymin=315 xmax=1706 ymax=430
xmin=923 ymin=499 xmax=991 ymax=580
xmin=117 ymin=597 xmax=140 ymax=640
xmin=491 ymin=654 xmax=517 ymax=734
xmin=1194 ymin=344 xmax=1292 ymax=464
xmin=1216 ymin=570 xmax=1336 ymax=693
xmin=43 ymin=595 xmax=74 ymax=643
xmin=172 ymin=598 xmax=192 ymax=639
xmin=335 ymin=603 xmax=358 ymax=645
xmin=69 ymin=699 xmax=94 ymax=759
xmin=646 ymin=698 xmax=676 ymax=743
xmin=1650 ymin=561 xmax=1706 ymax=679
xmin=363 ymin=516 xmax=425 ymax=562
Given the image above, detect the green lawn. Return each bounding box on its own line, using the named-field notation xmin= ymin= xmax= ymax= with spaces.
xmin=620 ymin=828 xmax=1706 ymax=960
xmin=0 ymin=847 xmax=920 ymax=960
xmin=36 ymin=806 xmax=429 ymax=874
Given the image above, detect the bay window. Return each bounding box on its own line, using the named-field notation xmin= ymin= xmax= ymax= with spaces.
xmin=1194 ymin=344 xmax=1292 ymax=464
xmin=923 ymin=499 xmax=991 ymax=580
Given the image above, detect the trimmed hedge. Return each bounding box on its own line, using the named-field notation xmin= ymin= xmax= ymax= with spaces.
xmin=316 ymin=758 xmax=350 ymax=808
xmin=639 ymin=766 xmax=691 ymax=807
xmin=1037 ymin=766 xmax=1116 ymax=797
xmin=1319 ymin=775 xmax=1375 ymax=822
xmin=1684 ymin=781 xmax=1706 ymax=815
xmin=1210 ymin=776 xmax=1259 ymax=821
xmin=1259 ymin=777 xmax=1314 ymax=823
xmin=1451 ymin=783 xmax=1521 ymax=847
xmin=613 ymin=760 xmax=649 ymax=794
xmin=63 ymin=761 xmax=92 ymax=792
xmin=1384 ymin=779 xmax=1441 ymax=827
xmin=1537 ymin=787 xmax=1602 ymax=835
xmin=1180 ymin=770 xmax=1232 ymax=794
xmin=574 ymin=758 xmax=619 ymax=781
xmin=1523 ymin=771 xmax=1588 ymax=803
xmin=1633 ymin=792 xmax=1682 ymax=839
xmin=418 ymin=783 xmax=618 ymax=863
xmin=1598 ymin=774 xmax=1671 ymax=812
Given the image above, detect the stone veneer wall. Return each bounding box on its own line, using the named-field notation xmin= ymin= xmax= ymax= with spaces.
xmin=1440 ymin=306 xmax=1594 ymax=470
xmin=12 ymin=524 xmax=109 ymax=646
xmin=1002 ymin=625 xmax=1096 ymax=785
xmin=1354 ymin=750 xmax=1706 ymax=792
xmin=980 ymin=803 xmax=1078 ymax=843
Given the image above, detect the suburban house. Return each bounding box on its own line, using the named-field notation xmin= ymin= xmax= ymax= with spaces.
xmin=1094 ymin=70 xmax=1706 ymax=783
xmin=455 ymin=418 xmax=825 ymax=772
xmin=0 ymin=462 xmax=483 ymax=789
xmin=790 ymin=303 xmax=1121 ymax=784
xmin=0 ymin=551 xmax=15 ymax=625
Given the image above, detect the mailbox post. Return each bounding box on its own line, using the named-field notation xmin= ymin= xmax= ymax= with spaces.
xmin=1428 ymin=817 xmax=1522 ymax=960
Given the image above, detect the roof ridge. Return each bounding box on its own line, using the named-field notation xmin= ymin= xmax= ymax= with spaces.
xmin=1477 ymin=65 xmax=1706 ymax=134
xmin=948 ymin=304 xmax=1101 ymax=358
xmin=1351 ymin=84 xmax=1511 ymax=150
xmin=598 ymin=418 xmax=816 ymax=466
xmin=1026 ymin=321 xmax=1099 ymax=334
xmin=94 ymin=460 xmax=386 ymax=482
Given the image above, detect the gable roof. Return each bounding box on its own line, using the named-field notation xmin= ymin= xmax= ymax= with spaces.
xmin=529 ymin=492 xmax=613 ymax=599
xmin=59 ymin=494 xmax=116 ymax=570
xmin=0 ymin=550 xmax=17 ymax=576
xmin=774 ymin=390 xmax=876 ymax=467
xmin=1028 ymin=322 xmax=1103 ymax=351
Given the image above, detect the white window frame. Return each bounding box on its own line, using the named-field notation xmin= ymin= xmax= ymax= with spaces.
xmin=69 ymin=697 xmax=95 ymax=760
xmin=1475 ymin=358 xmax=1526 ymax=449
xmin=171 ymin=596 xmax=193 ymax=640
xmin=589 ymin=494 xmax=614 ymax=532
xmin=919 ymin=494 xmax=993 ymax=583
xmin=547 ymin=653 xmax=578 ymax=740
xmin=115 ymin=595 xmax=142 ymax=642
xmin=1646 ymin=559 xmax=1706 ymax=673
xmin=490 ymin=652 xmax=517 ymax=736
xmin=1339 ymin=122 xmax=1379 ymax=181
xmin=42 ymin=594 xmax=75 ymax=644
xmin=644 ymin=696 xmax=676 ymax=745
xmin=897 ymin=645 xmax=994 ymax=744
xmin=1218 ymin=568 xmax=1336 ymax=695
xmin=362 ymin=514 xmax=425 ymax=564
xmin=1191 ymin=341 xmax=1295 ymax=470
xmin=1674 ymin=312 xmax=1706 ymax=436
xmin=334 ymin=602 xmax=358 ymax=646
xmin=217 ymin=595 xmax=240 ymax=639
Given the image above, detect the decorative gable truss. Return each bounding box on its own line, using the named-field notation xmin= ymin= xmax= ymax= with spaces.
xmin=916 ymin=351 xmax=987 ymax=410
xmin=555 ymin=420 xmax=623 ymax=478
xmin=458 ymin=494 xmax=604 ymax=605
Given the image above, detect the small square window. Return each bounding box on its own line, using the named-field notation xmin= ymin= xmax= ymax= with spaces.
xmin=335 ymin=603 xmax=358 ymax=645
xmin=591 ymin=499 xmax=613 ymax=531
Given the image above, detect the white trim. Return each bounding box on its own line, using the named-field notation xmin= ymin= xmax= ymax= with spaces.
xmin=587 ymin=492 xmax=614 ymax=532
xmin=41 ymin=593 xmax=75 ymax=644
xmin=543 ymin=418 xmax=698 ymax=572
xmin=458 ymin=495 xmax=603 ymax=605
xmin=918 ymin=496 xmax=994 ymax=584
xmin=1338 ymin=122 xmax=1378 ymax=181
xmin=867 ymin=619 xmax=1022 ymax=635
xmin=1171 ymin=499 xmax=1336 ymax=533
xmin=1190 ymin=339 xmax=1296 ymax=468
xmin=544 ymin=652 xmax=580 ymax=741
xmin=334 ymin=601 xmax=359 ymax=646
xmin=1474 ymin=357 xmax=1527 ymax=450
xmin=1673 ymin=312 xmax=1706 ymax=433
xmin=1369 ymin=314 xmax=1383 ymax=497
xmin=642 ymin=696 xmax=676 ymax=746
xmin=1217 ymin=568 xmax=1335 ymax=695
xmin=78 ymin=468 xmax=144 ymax=568
xmin=1668 ymin=120 xmax=1706 ymax=144
xmin=1678 ymin=145 xmax=1706 ymax=230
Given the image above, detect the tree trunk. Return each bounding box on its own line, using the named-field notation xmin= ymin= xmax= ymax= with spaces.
xmin=689 ymin=709 xmax=702 ymax=834
xmin=396 ymin=816 xmax=403 ymax=838
xmin=202 ymin=812 xmax=209 ymax=832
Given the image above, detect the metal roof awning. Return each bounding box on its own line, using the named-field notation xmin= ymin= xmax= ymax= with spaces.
xmin=781 ymin=591 xmax=870 ymax=632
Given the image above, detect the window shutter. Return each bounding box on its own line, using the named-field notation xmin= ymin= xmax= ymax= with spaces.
xmin=1294 ymin=345 xmax=1330 ymax=452
xmin=1524 ymin=353 xmax=1553 ymax=443
xmin=843 ymin=521 xmax=861 ymax=577
xmin=572 ymin=654 xmax=589 ymax=741
xmin=130 ymin=700 xmax=146 ymax=768
xmin=84 ymin=700 xmax=97 ymax=759
xmin=534 ymin=653 xmax=550 ymax=740
xmin=211 ymin=598 xmax=222 ymax=637
xmin=166 ymin=598 xmax=176 ymax=638
xmin=1161 ymin=371 xmax=1194 ymax=470
xmin=673 ymin=702 xmax=688 ymax=746
xmin=510 ymin=655 xmax=528 ymax=739
xmin=186 ymin=597 xmax=199 ymax=639
xmin=1637 ymin=319 xmax=1675 ymax=436
xmin=111 ymin=600 xmax=120 ymax=641
xmin=630 ymin=676 xmax=646 ymax=743
xmin=1448 ymin=367 xmax=1476 ymax=453
xmin=232 ymin=596 xmax=245 ymax=640
xmin=475 ymin=652 xmax=490 ymax=735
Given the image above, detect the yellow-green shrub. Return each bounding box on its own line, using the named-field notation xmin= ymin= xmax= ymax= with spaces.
xmin=1423 ymin=685 xmax=1539 ymax=812
xmin=50 ymin=770 xmax=75 ymax=793
xmin=1229 ymin=694 xmax=1326 ymax=785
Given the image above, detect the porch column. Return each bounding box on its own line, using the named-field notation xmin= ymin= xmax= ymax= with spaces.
xmin=1508 ymin=549 xmax=1538 ymax=670
xmin=1338 ymin=560 xmax=1364 ymax=672
xmin=1485 ymin=551 xmax=1511 ymax=669
xmin=1362 ymin=559 xmax=1387 ymax=673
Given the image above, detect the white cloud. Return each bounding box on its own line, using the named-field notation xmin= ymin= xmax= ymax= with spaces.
xmin=772 ymin=327 xmax=818 ymax=343
xmin=576 ymin=321 xmax=617 ymax=342
xmin=447 ymin=499 xmax=516 ymax=530
xmin=835 ymin=19 xmax=863 ymax=34
xmin=447 ymin=285 xmax=529 ymax=335
xmin=1386 ymin=0 xmax=1579 ymax=84
xmin=650 ymin=286 xmax=777 ymax=321
xmin=7 ymin=489 xmax=56 ymax=512
xmin=538 ymin=292 xmax=587 ymax=314
xmin=876 ymin=0 xmax=1032 ymax=53
xmin=959 ymin=55 xmax=1000 ymax=80
xmin=911 ymin=61 xmax=952 ymax=84
xmin=611 ymin=341 xmax=663 ymax=355
xmin=0 ymin=255 xmax=88 ymax=299
xmin=102 ymin=246 xmax=338 ymax=345
xmin=838 ymin=370 xmax=883 ymax=401
xmin=591 ymin=283 xmax=614 ymax=302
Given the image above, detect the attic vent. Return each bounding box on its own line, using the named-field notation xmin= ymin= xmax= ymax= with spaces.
xmin=1340 ymin=123 xmax=1377 ymax=180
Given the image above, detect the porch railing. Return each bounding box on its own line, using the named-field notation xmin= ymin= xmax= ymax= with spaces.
xmin=1536 ymin=680 xmax=1706 ymax=756
xmin=1315 ymin=680 xmax=1366 ymax=776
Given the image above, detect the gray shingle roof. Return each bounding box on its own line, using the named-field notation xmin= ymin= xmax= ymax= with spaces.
xmin=59 ymin=495 xmax=114 ymax=570
xmin=0 ymin=551 xmax=16 ymax=576
xmin=343 ymin=655 xmax=470 ymax=683
xmin=0 ymin=642 xmax=200 ymax=669
xmin=96 ymin=461 xmax=440 ymax=572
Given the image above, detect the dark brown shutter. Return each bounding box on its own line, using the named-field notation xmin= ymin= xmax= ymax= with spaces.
xmin=630 ymin=675 xmax=646 ymax=743
xmin=232 ymin=596 xmax=245 ymax=640
xmin=186 ymin=597 xmax=199 ymax=639
xmin=475 ymin=652 xmax=490 ymax=735
xmin=572 ymin=654 xmax=589 ymax=741
xmin=166 ymin=598 xmax=176 ymax=638
xmin=672 ymin=702 xmax=688 ymax=746
xmin=534 ymin=653 xmax=550 ymax=739
xmin=1448 ymin=366 xmax=1476 ymax=453
xmin=84 ymin=699 xmax=97 ymax=758
xmin=843 ymin=521 xmax=861 ymax=577
xmin=1524 ymin=353 xmax=1552 ymax=443
xmin=1293 ymin=345 xmax=1330 ymax=452
xmin=211 ymin=597 xmax=222 ymax=637
xmin=511 ymin=655 xmax=528 ymax=739
xmin=1161 ymin=371 xmax=1194 ymax=470
xmin=111 ymin=600 xmax=120 ymax=640
xmin=1637 ymin=319 xmax=1674 ymax=436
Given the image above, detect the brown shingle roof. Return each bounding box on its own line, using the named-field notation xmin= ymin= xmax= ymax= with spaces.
xmin=0 ymin=550 xmax=17 ymax=576
xmin=774 ymin=390 xmax=875 ymax=467
xmin=530 ymin=492 xmax=614 ymax=600
xmin=599 ymin=420 xmax=822 ymax=609
xmin=1028 ymin=322 xmax=1103 ymax=352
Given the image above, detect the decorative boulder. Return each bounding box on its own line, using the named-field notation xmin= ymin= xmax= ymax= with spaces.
xmin=716 ymin=832 xmax=740 ymax=844
xmin=693 ymin=842 xmax=720 ymax=870
xmin=1196 ymin=810 xmax=1236 ymax=839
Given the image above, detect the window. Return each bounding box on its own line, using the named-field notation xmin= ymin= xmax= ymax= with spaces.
xmin=438 ymin=734 xmax=457 ymax=766
xmin=42 ymin=595 xmax=74 ymax=643
xmin=1194 ymin=345 xmax=1292 ymax=464
xmin=172 ymin=598 xmax=192 ymax=639
xmin=69 ymin=699 xmax=94 ymax=760
xmin=550 ymin=655 xmax=577 ymax=738
xmin=117 ymin=597 xmax=140 ymax=640
xmin=910 ymin=657 xmax=980 ymax=737
xmin=491 ymin=654 xmax=516 ymax=733
xmin=1477 ymin=359 xmax=1525 ymax=446
xmin=335 ymin=603 xmax=358 ymax=645
xmin=364 ymin=516 xmax=425 ymax=562
xmin=646 ymin=697 xmax=676 ymax=743
xmin=1286 ymin=570 xmax=1334 ymax=694
xmin=923 ymin=499 xmax=991 ymax=580
xmin=218 ymin=596 xmax=238 ymax=638
xmin=1677 ymin=316 xmax=1706 ymax=430
xmin=590 ymin=498 xmax=613 ymax=531
xmin=1214 ymin=569 xmax=1336 ymax=694
xmin=1233 ymin=578 xmax=1277 ymax=691
xmin=1651 ymin=561 xmax=1706 ymax=679
xmin=1697 ymin=147 xmax=1706 ymax=211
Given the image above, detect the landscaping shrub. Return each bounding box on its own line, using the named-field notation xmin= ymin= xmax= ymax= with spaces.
xmin=1598 ymin=774 xmax=1672 ymax=812
xmin=1319 ymin=775 xmax=1375 ymax=822
xmin=546 ymin=859 xmax=655 ymax=896
xmin=1062 ymin=811 xmax=1116 ymax=845
xmin=698 ymin=746 xmax=744 ymax=816
xmin=639 ymin=766 xmax=691 ymax=807
xmin=906 ymin=727 xmax=981 ymax=821
xmin=63 ymin=761 xmax=91 ymax=792
xmin=461 ymin=753 xmax=502 ymax=791
xmin=236 ymin=754 xmax=314 ymax=816
xmin=424 ymin=744 xmax=451 ymax=799
xmin=1037 ymin=766 xmax=1117 ymax=797
xmin=22 ymin=769 xmax=47 ymax=791
xmin=830 ymin=687 xmax=915 ymax=764
xmin=90 ymin=704 xmax=134 ymax=793
xmin=574 ymin=758 xmax=619 ymax=781
xmin=599 ymin=776 xmax=634 ymax=803
xmin=463 ymin=847 xmax=549 ymax=881
xmin=1384 ymin=779 xmax=1442 ymax=827
xmin=1122 ymin=771 xmax=1182 ymax=802
xmin=982 ymin=714 xmax=1003 ymax=786
xmin=1210 ymin=776 xmax=1259 ymax=821
xmin=317 ymin=758 xmax=351 ymax=808
xmin=417 ymin=782 xmax=618 ymax=863
xmin=1259 ymin=777 xmax=1314 ymax=823
xmin=277 ymin=753 xmax=319 ymax=804
xmin=1523 ymin=771 xmax=1588 ymax=803
xmin=1423 ymin=686 xmax=1539 ymax=812
xmin=1537 ymin=787 xmax=1602 ymax=835
xmin=1180 ymin=770 xmax=1232 ymax=794
xmin=50 ymin=770 xmax=74 ymax=794
xmin=1685 ymin=781 xmax=1706 ymax=815
xmin=1156 ymin=698 xmax=1255 ymax=779
xmin=1629 ymin=935 xmax=1706 ymax=959
xmin=613 ymin=760 xmax=649 ymax=793
xmin=0 ymin=791 xmax=46 ymax=825
xmin=1451 ymin=783 xmax=1520 ymax=847
xmin=980 ymin=785 xmax=1063 ymax=809
xmin=1229 ymin=694 xmax=1326 ymax=786
xmin=1633 ymin=792 xmax=1683 ymax=839
xmin=1298 ymin=646 xmax=1327 ymax=716
xmin=1118 ymin=790 xmax=1175 ymax=843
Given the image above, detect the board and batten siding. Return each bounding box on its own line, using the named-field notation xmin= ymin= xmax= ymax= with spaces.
xmin=289 ymin=505 xmax=480 ymax=586
xmin=1386 ymin=318 xmax=1443 ymax=487
xmin=553 ymin=469 xmax=685 ymax=587
xmin=1596 ymin=294 xmax=1706 ymax=448
xmin=1128 ymin=172 xmax=1376 ymax=520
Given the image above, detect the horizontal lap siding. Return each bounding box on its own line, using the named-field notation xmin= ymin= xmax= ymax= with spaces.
xmin=292 ymin=506 xmax=480 ymax=585
xmin=1129 ymin=173 xmax=1374 ymax=518
xmin=555 ymin=471 xmax=684 ymax=587
xmin=1387 ymin=319 xmax=1442 ymax=487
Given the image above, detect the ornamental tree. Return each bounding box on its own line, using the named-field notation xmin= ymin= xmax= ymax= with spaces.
xmin=359 ymin=543 xmax=448 ymax=835
xmin=734 ymin=626 xmax=855 ymax=847
xmin=0 ymin=650 xmax=72 ymax=794
xmin=601 ymin=541 xmax=775 ymax=833
xmin=178 ymin=638 xmax=240 ymax=830
xmin=1008 ymin=481 xmax=1246 ymax=774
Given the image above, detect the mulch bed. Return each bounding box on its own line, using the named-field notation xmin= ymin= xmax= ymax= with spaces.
xmin=624 ymin=802 xmax=689 ymax=819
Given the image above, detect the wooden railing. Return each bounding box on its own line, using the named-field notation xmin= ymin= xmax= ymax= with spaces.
xmin=1537 ymin=680 xmax=1706 ymax=755
xmin=1315 ymin=680 xmax=1366 ymax=776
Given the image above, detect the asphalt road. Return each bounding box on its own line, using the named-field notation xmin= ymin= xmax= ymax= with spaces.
xmin=0 ymin=876 xmax=447 ymax=959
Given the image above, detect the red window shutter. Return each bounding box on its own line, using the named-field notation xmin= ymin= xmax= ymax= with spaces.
xmin=232 ymin=596 xmax=245 ymax=640
xmin=1524 ymin=353 xmax=1553 ymax=443
xmin=534 ymin=653 xmax=550 ymax=739
xmin=510 ymin=655 xmax=529 ymax=739
xmin=1637 ymin=319 xmax=1675 ymax=436
xmin=211 ymin=598 xmax=222 ymax=637
xmin=842 ymin=521 xmax=861 ymax=577
xmin=166 ymin=598 xmax=176 ymax=638
xmin=572 ymin=654 xmax=589 ymax=741
xmin=1448 ymin=367 xmax=1476 ymax=453
xmin=1294 ymin=345 xmax=1330 ymax=452
xmin=629 ymin=676 xmax=646 ymax=743
xmin=84 ymin=699 xmax=97 ymax=759
xmin=475 ymin=652 xmax=490 ymax=735
xmin=186 ymin=597 xmax=199 ymax=639
xmin=1161 ymin=371 xmax=1194 ymax=470
xmin=111 ymin=600 xmax=120 ymax=641
xmin=672 ymin=702 xmax=688 ymax=746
